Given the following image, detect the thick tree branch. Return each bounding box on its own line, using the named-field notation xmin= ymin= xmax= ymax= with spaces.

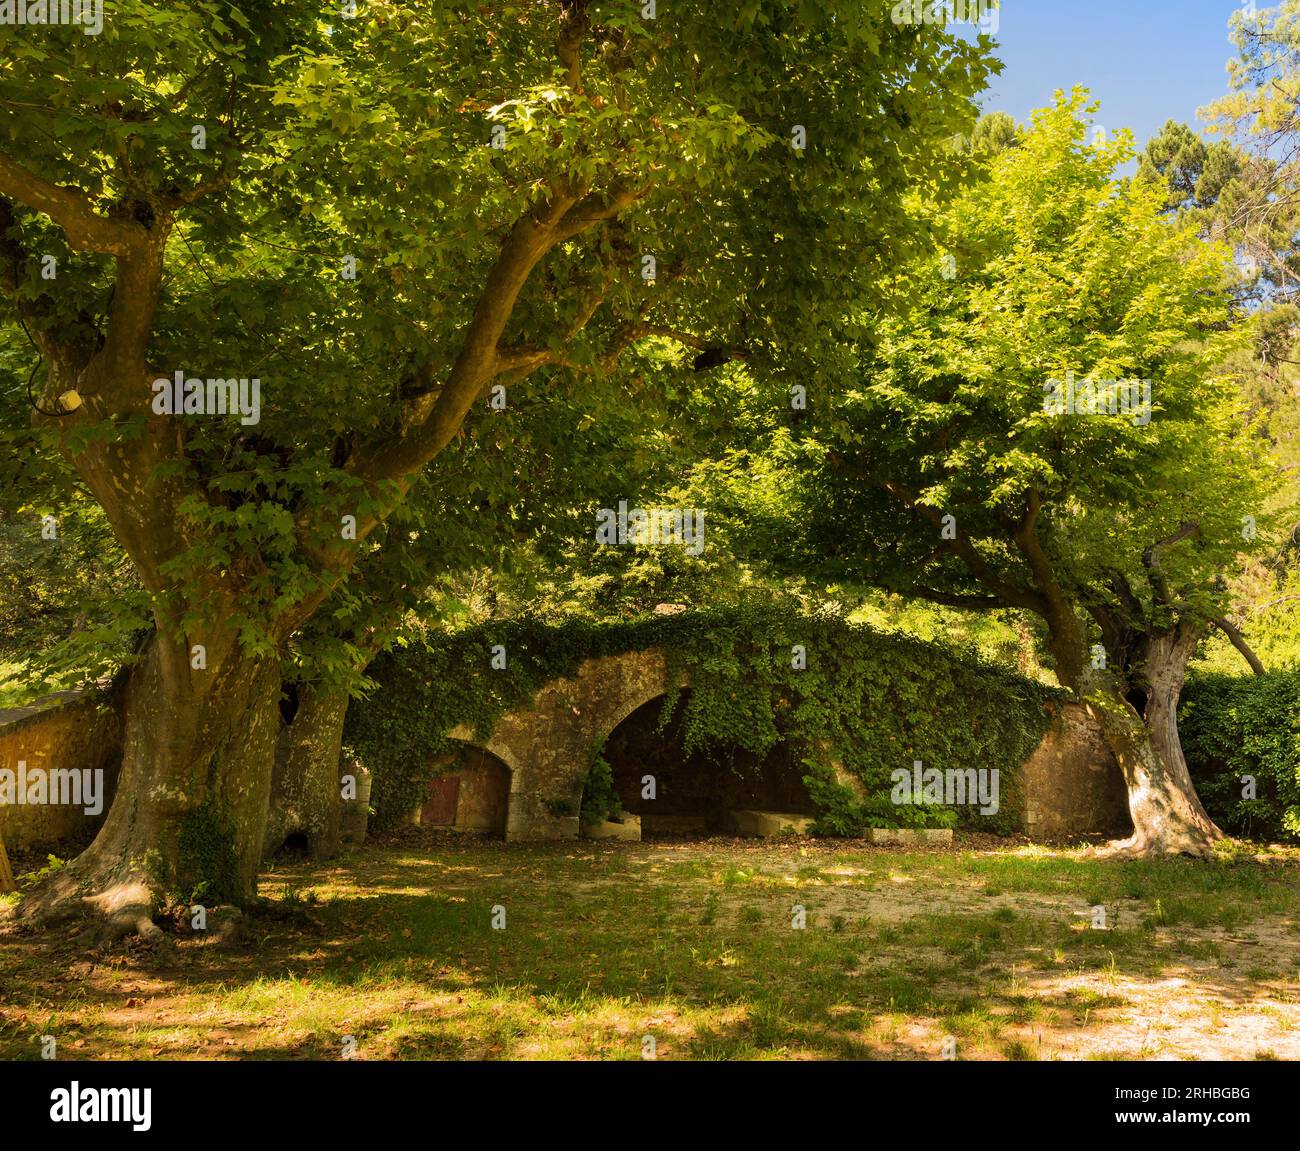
xmin=553 ymin=180 xmax=647 ymax=241
xmin=910 ymin=588 xmax=1006 ymax=609
xmin=349 ymin=180 xmax=647 ymax=491
xmin=557 ymin=0 xmax=589 ymax=94
xmin=0 ymin=152 xmax=146 ymax=256
xmin=0 ymin=196 xmax=105 ymax=375
xmin=1210 ymin=615 xmax=1266 ymax=675
xmin=1142 ymin=521 xmax=1201 ymax=609
xmin=881 ymin=481 xmax=1047 ymax=613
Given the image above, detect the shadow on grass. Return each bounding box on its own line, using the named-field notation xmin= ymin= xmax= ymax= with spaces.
xmin=1 ymin=839 xmax=1297 ymax=1060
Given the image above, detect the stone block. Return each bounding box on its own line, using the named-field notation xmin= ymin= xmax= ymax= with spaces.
xmin=580 ymin=814 xmax=641 ymax=841
xmin=730 ymin=810 xmax=815 ymax=837
xmin=868 ymin=827 xmax=953 ymax=846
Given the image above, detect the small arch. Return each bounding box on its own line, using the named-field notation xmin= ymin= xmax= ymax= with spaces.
xmin=274 ymin=831 xmax=310 ymax=858
xmin=418 ymin=744 xmax=512 ymax=838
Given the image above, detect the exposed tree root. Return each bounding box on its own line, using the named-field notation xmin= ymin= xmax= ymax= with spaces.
xmin=1085 ymin=829 xmax=1223 ymax=862
xmin=8 ymin=852 xmax=177 ymax=952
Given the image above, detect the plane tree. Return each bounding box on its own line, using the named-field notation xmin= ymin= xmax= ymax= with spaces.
xmin=0 ymin=1 xmax=994 ymax=928
xmin=704 ymin=95 xmax=1279 ymax=856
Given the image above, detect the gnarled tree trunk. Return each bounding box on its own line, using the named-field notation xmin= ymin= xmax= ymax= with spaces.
xmin=19 ymin=632 xmax=281 ymax=934
xmin=263 ymin=683 xmax=350 ymax=862
xmin=1081 ymin=622 xmax=1223 ymax=858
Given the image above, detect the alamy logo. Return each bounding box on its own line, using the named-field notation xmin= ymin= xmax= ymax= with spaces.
xmin=50 ymin=1083 xmax=151 ymax=1132
xmin=595 ymin=500 xmax=704 ymax=556
xmin=0 ymin=761 xmax=103 ymax=815
xmin=891 ymin=1 xmax=999 ymax=34
xmin=1043 ymin=371 xmax=1152 ymax=426
xmin=892 ymin=761 xmax=1000 ymax=815
xmin=152 ymin=372 xmax=261 ymax=426
xmin=0 ymin=0 xmax=102 ymax=34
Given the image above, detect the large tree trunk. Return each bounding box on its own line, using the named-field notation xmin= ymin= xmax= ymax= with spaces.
xmin=18 ymin=633 xmax=281 ymax=935
xmin=1081 ymin=622 xmax=1223 ymax=858
xmin=263 ymin=683 xmax=350 ymax=862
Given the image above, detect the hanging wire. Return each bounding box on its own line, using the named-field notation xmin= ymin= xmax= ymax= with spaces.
xmin=18 ymin=316 xmax=75 ymax=418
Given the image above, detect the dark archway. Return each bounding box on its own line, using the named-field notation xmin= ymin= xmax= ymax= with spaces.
xmin=603 ymin=692 xmax=815 ymax=837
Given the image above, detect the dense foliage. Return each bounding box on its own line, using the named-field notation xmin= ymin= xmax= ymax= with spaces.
xmin=1181 ymin=671 xmax=1300 ymax=842
xmin=347 ymin=606 xmax=1061 ymax=834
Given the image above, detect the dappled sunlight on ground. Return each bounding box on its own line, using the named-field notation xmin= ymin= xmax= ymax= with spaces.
xmin=1 ymin=833 xmax=1296 ymax=1060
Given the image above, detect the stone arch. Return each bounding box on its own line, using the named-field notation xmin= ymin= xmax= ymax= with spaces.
xmin=602 ymin=685 xmax=817 ymax=838
xmin=446 ymin=649 xmax=683 ymax=841
xmin=588 ymin=657 xmax=687 ymax=751
xmin=416 ymin=741 xmax=513 ymax=836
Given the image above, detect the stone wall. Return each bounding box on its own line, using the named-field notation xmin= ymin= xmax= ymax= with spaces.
xmin=0 ymin=691 xmax=122 ymax=851
xmin=2 ymin=669 xmax=1133 ymax=856
xmin=1020 ymin=702 xmax=1131 ymax=838
xmin=431 ymin=651 xmax=1133 ymax=843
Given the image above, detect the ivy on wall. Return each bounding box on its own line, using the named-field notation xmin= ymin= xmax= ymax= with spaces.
xmin=345 ymin=606 xmax=1062 ymax=834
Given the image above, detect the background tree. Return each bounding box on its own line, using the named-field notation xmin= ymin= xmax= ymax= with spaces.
xmin=705 ymin=94 xmax=1280 ymax=856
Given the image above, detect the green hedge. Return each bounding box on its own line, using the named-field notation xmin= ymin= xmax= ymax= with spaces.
xmin=1180 ymin=670 xmax=1300 ymax=843
xmin=345 ymin=605 xmax=1061 ymax=834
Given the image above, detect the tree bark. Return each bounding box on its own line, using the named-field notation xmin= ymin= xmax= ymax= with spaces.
xmin=263 ymin=683 xmax=350 ymax=862
xmin=18 ymin=633 xmax=281 ymax=933
xmin=1080 ymin=623 xmax=1224 ymax=858
xmin=0 ymin=826 xmax=14 ymax=894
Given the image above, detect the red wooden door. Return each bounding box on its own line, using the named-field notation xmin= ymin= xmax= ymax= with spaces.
xmin=422 ymin=777 xmax=460 ymax=826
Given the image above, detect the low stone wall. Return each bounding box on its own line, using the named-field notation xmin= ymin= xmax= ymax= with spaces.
xmin=2 ymin=665 xmax=1128 ymax=855
xmin=0 ymin=691 xmax=122 ymax=851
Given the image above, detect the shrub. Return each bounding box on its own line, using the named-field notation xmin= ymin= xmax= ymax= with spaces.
xmin=1180 ymin=670 xmax=1300 ymax=843
xmin=579 ymin=743 xmax=623 ymax=826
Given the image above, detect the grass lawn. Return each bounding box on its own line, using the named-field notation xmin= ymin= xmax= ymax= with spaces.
xmin=1 ymin=832 xmax=1298 ymax=1061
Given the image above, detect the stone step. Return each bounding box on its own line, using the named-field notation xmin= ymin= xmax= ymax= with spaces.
xmin=868 ymin=827 xmax=953 ymax=846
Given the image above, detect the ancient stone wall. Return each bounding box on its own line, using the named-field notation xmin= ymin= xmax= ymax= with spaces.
xmin=434 ymin=655 xmax=1131 ymax=842
xmin=3 ymin=654 xmax=1132 ymax=856
xmin=0 ymin=691 xmax=122 ymax=851
xmin=1019 ymin=702 xmax=1131 ymax=838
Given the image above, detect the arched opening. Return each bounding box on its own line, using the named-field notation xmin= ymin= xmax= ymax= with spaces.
xmin=418 ymin=746 xmax=511 ymax=837
xmin=603 ymin=691 xmax=815 ymax=838
xmin=275 ymin=831 xmax=310 ymax=858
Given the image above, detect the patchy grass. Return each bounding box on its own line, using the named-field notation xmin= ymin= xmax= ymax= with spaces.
xmin=1 ymin=832 xmax=1297 ymax=1060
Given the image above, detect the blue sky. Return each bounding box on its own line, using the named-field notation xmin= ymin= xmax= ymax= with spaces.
xmin=975 ymin=0 xmax=1249 ymax=149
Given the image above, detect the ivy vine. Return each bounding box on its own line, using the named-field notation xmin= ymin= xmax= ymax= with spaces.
xmin=345 ymin=605 xmax=1063 ymax=834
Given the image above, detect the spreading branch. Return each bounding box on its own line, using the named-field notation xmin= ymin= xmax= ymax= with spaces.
xmin=881 ymin=481 xmax=1048 ymax=613
xmin=910 ymin=588 xmax=1006 ymax=609
xmin=0 ymin=152 xmax=146 ymax=256
xmin=1210 ymin=615 xmax=1267 ymax=675
xmin=1142 ymin=521 xmax=1201 ymax=609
